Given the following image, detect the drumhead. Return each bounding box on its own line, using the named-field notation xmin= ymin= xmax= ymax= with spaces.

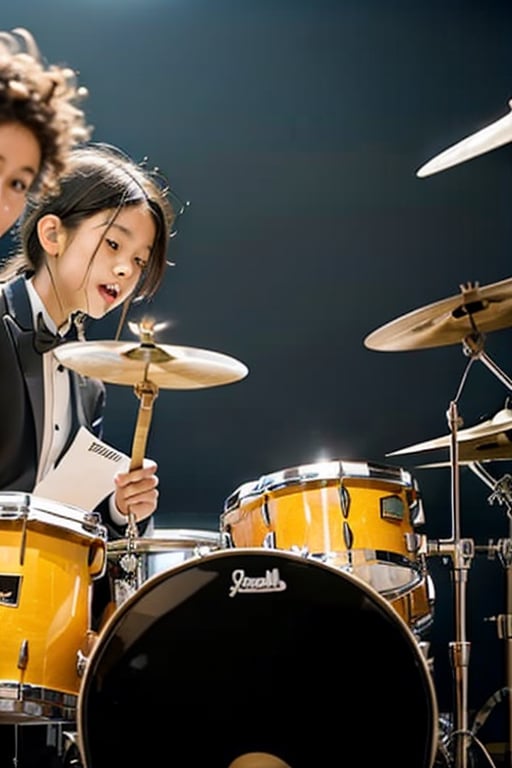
xmin=78 ymin=549 xmax=438 ymax=768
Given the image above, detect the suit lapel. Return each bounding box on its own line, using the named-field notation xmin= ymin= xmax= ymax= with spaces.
xmin=3 ymin=278 xmax=45 ymax=459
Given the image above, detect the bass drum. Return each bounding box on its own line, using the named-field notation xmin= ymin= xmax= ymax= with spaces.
xmin=78 ymin=549 xmax=438 ymax=768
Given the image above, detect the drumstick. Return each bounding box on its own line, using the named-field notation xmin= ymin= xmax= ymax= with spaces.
xmin=126 ymin=375 xmax=159 ymax=538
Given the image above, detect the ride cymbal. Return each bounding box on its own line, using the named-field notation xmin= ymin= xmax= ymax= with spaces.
xmin=364 ymin=278 xmax=512 ymax=351
xmin=54 ymin=340 xmax=249 ymax=389
xmin=387 ymin=408 xmax=512 ymax=462
xmin=417 ymin=101 xmax=512 ymax=178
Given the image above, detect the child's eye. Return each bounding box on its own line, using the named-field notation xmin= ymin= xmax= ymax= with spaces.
xmin=106 ymin=238 xmax=119 ymax=251
xmin=134 ymin=256 xmax=147 ymax=270
xmin=11 ymin=178 xmax=29 ymax=194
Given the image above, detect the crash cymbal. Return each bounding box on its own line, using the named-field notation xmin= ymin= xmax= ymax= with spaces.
xmin=387 ymin=408 xmax=512 ymax=462
xmin=364 ymin=278 xmax=512 ymax=351
xmin=54 ymin=340 xmax=249 ymax=389
xmin=417 ymin=101 xmax=512 ymax=178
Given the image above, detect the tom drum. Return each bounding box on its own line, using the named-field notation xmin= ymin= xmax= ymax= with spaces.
xmin=106 ymin=527 xmax=222 ymax=606
xmin=220 ymin=459 xmax=434 ymax=635
xmin=0 ymin=492 xmax=107 ymax=723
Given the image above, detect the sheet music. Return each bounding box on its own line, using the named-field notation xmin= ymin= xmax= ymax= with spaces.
xmin=33 ymin=426 xmax=130 ymax=511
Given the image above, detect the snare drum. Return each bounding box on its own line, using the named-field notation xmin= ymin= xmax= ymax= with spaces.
xmin=77 ymin=549 xmax=438 ymax=768
xmin=0 ymin=492 xmax=107 ymax=723
xmin=106 ymin=527 xmax=221 ymax=606
xmin=220 ymin=459 xmax=434 ymax=634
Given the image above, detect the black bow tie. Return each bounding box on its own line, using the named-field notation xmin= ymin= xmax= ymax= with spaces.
xmin=33 ymin=313 xmax=66 ymax=355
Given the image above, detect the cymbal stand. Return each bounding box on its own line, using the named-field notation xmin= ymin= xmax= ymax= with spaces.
xmin=429 ymin=398 xmax=473 ymax=768
xmin=464 ymin=336 xmax=512 ymax=394
xmin=465 ymin=460 xmax=512 ymax=767
xmin=434 ymin=331 xmax=512 ymax=767
xmin=118 ymin=321 xmax=162 ymax=582
xmin=116 ymin=372 xmax=159 ymax=595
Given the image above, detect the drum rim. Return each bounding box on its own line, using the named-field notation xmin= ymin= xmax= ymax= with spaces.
xmin=223 ymin=459 xmax=414 ymax=509
xmin=107 ymin=528 xmax=221 ymax=555
xmin=0 ymin=492 xmax=107 ymax=540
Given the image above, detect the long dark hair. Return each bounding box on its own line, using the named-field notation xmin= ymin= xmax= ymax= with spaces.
xmin=0 ymin=142 xmax=177 ymax=301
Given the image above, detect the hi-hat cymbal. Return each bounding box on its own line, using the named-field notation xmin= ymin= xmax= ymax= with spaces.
xmin=387 ymin=408 xmax=512 ymax=462
xmin=54 ymin=340 xmax=249 ymax=389
xmin=417 ymin=101 xmax=512 ymax=178
xmin=364 ymin=278 xmax=512 ymax=351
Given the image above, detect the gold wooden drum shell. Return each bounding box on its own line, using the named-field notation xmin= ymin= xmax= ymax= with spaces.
xmin=221 ymin=459 xmax=433 ymax=633
xmin=0 ymin=493 xmax=107 ymax=723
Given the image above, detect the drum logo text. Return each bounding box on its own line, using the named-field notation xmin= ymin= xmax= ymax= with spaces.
xmin=0 ymin=575 xmax=20 ymax=607
xmin=229 ymin=568 xmax=287 ymax=597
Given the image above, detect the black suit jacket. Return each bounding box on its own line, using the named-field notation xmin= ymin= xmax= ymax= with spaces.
xmin=0 ymin=276 xmax=150 ymax=540
xmin=0 ymin=276 xmax=105 ymax=489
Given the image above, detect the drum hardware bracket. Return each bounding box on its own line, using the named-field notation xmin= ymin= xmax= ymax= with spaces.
xmin=406 ymin=531 xmax=427 ymax=555
xmin=119 ymin=550 xmax=139 ymax=575
xmin=461 ymin=329 xmax=486 ymax=358
xmin=481 ymin=538 xmax=512 ymax=569
xmin=485 ymin=614 xmax=512 ymax=641
xmin=462 ymin=335 xmax=512 ymax=394
xmin=487 ymin=475 xmax=512 ymax=517
xmin=449 ymin=639 xmax=471 ymax=671
xmin=427 ymin=537 xmax=475 ymax=570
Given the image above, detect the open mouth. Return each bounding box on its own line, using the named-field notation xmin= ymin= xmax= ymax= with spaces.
xmin=99 ymin=283 xmax=120 ymax=304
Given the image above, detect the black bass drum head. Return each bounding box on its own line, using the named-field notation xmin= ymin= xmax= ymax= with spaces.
xmin=78 ymin=549 xmax=438 ymax=768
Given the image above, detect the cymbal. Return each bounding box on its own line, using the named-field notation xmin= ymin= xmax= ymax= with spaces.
xmin=413 ymin=458 xmax=510 ymax=469
xmin=54 ymin=340 xmax=249 ymax=389
xmin=364 ymin=278 xmax=512 ymax=351
xmin=387 ymin=408 xmax=512 ymax=462
xmin=417 ymin=101 xmax=512 ymax=178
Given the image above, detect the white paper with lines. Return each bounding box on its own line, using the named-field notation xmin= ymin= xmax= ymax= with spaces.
xmin=33 ymin=426 xmax=130 ymax=511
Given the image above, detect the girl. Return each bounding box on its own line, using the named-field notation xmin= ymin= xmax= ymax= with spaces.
xmin=0 ymin=141 xmax=176 ymax=534
xmin=0 ymin=142 xmax=177 ymax=767
xmin=0 ymin=26 xmax=90 ymax=238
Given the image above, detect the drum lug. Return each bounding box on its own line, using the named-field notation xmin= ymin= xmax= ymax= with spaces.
xmin=263 ymin=531 xmax=276 ymax=548
xmin=76 ymin=649 xmax=88 ymax=678
xmin=409 ymin=483 xmax=426 ymax=525
xmin=17 ymin=639 xmax=28 ymax=670
xmin=343 ymin=521 xmax=353 ymax=550
xmin=339 ymin=483 xmax=350 ymax=518
xmin=261 ymin=497 xmax=271 ymax=527
xmin=221 ymin=530 xmax=234 ymax=549
xmin=290 ymin=544 xmax=310 ymax=558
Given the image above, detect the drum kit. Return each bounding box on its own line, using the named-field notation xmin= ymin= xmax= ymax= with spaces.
xmin=2 ymin=103 xmax=512 ymax=768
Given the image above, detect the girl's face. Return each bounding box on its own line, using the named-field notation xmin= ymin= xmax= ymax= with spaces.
xmin=37 ymin=204 xmax=156 ymax=324
xmin=0 ymin=122 xmax=41 ymax=237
